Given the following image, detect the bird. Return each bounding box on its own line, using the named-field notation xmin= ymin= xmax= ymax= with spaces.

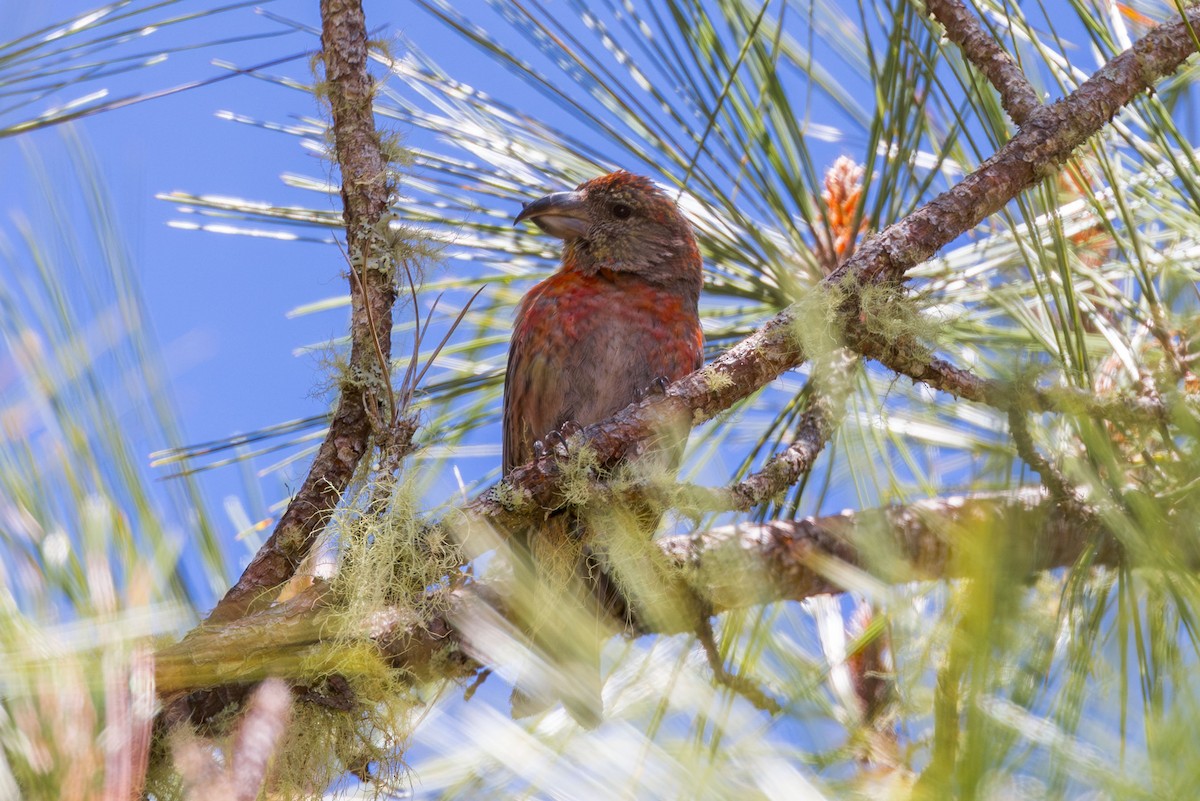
xmin=502 ymin=171 xmax=705 ymax=724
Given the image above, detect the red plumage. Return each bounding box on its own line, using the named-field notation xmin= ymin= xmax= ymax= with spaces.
xmin=504 ymin=171 xmax=704 ymax=474
xmin=503 ymin=269 xmax=703 ymax=473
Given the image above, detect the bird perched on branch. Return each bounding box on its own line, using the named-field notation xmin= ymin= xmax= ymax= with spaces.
xmin=503 ymin=170 xmax=705 ymax=724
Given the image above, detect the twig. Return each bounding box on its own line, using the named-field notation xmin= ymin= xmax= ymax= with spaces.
xmin=697 ymin=619 xmax=783 ymax=715
xmin=852 ymin=330 xmax=1178 ymax=425
xmin=925 ymin=0 xmax=1042 ymax=125
xmin=730 ymin=349 xmax=857 ymax=509
xmin=350 ymin=240 xmax=397 ymax=430
xmin=838 ymin=7 xmax=1200 ymax=288
xmin=1008 ymin=404 xmax=1073 ymax=502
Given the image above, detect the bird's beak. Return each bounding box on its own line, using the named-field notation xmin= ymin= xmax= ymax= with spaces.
xmin=513 ymin=190 xmax=590 ymax=241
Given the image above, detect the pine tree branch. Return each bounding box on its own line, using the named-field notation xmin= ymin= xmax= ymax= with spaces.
xmin=1008 ymin=404 xmax=1075 ymax=502
xmin=475 ymin=7 xmax=1200 ymax=529
xmin=155 ymin=489 xmax=1118 ymax=704
xmin=203 ymin=0 xmax=396 ymax=625
xmin=729 ymin=349 xmax=857 ymax=510
xmin=837 ymin=8 xmax=1200 ymax=289
xmin=925 ymin=0 xmax=1042 ymax=125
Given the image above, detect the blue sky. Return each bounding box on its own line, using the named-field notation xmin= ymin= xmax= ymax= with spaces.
xmin=3 ymin=1 xmax=535 ymax=587
xmin=4 ymin=0 xmax=839 ymax=585
xmin=6 ymin=3 xmax=328 ymax=478
xmin=2 ymin=0 xmax=896 ymax=612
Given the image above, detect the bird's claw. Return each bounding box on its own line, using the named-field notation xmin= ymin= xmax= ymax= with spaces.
xmin=545 ymin=429 xmax=569 ymax=455
xmin=650 ymin=375 xmax=671 ymax=395
xmin=533 ymin=424 xmax=577 ymax=462
xmin=633 ymin=377 xmax=670 ymax=402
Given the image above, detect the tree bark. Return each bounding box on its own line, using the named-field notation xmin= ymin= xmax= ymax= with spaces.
xmin=204 ymin=0 xmax=396 ymax=625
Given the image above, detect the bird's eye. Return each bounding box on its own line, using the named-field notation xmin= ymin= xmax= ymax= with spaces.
xmin=612 ymin=203 xmax=633 ymax=219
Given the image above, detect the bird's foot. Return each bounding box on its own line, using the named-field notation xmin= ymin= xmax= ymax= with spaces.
xmin=634 ymin=377 xmax=672 ymax=402
xmin=544 ymin=429 xmax=569 ymax=458
xmin=533 ymin=423 xmax=579 ymax=462
xmin=637 ymin=375 xmax=672 ymax=400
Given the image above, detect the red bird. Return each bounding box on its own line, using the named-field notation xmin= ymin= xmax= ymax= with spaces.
xmin=503 ymin=171 xmax=705 ymax=722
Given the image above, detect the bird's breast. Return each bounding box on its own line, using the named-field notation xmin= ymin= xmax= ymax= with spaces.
xmin=516 ymin=270 xmax=701 ymax=364
xmin=512 ymin=269 xmax=703 ymax=429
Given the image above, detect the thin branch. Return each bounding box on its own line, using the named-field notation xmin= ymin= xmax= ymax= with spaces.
xmin=925 ymin=0 xmax=1042 ymax=125
xmin=851 ymin=330 xmax=1003 ymax=404
xmin=728 ymin=405 xmax=832 ymax=509
xmin=697 ymin=621 xmax=783 ymax=714
xmin=1008 ymin=404 xmax=1074 ymax=502
xmin=350 ymin=242 xmax=397 ymax=429
xmin=852 ymin=330 xmax=1180 ymax=425
xmin=730 ymin=349 xmax=857 ymax=510
xmin=203 ymin=0 xmax=397 ymax=625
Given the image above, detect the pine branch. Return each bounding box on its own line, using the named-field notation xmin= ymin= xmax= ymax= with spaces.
xmin=154 ymin=489 xmax=1117 ymax=704
xmin=925 ymin=0 xmax=1042 ymax=125
xmin=475 ymin=7 xmax=1200 ymax=529
xmin=1008 ymin=404 xmax=1075 ymax=502
xmin=729 ymin=349 xmax=857 ymax=510
xmin=851 ymin=330 xmax=1181 ymax=425
xmin=203 ymin=0 xmax=397 ymax=625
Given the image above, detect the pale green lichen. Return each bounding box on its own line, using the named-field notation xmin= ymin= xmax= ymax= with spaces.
xmin=492 ymin=475 xmax=533 ymax=511
xmin=259 ymin=476 xmax=462 ymax=797
xmin=790 ymin=276 xmax=851 ymax=360
xmin=557 ymin=441 xmax=603 ymax=509
xmin=790 ymin=272 xmax=942 ymax=360
xmin=705 ymin=366 xmax=734 ymax=393
xmin=329 ymin=480 xmax=461 ymax=626
xmin=857 ymin=280 xmax=943 ymax=347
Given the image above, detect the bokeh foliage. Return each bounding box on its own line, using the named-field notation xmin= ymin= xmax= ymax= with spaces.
xmin=6 ymin=0 xmax=1200 ymax=798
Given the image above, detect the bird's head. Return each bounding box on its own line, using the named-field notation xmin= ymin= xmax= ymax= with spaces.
xmin=514 ymin=171 xmax=702 ymax=292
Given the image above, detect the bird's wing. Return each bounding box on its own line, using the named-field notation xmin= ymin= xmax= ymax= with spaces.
xmin=502 ymin=293 xmax=573 ymax=475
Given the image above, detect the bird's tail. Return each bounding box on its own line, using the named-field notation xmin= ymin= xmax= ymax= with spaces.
xmin=507 ymin=523 xmax=611 ymax=727
xmin=509 ymin=606 xmax=605 ymax=727
xmin=507 ymin=508 xmax=701 ymax=726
